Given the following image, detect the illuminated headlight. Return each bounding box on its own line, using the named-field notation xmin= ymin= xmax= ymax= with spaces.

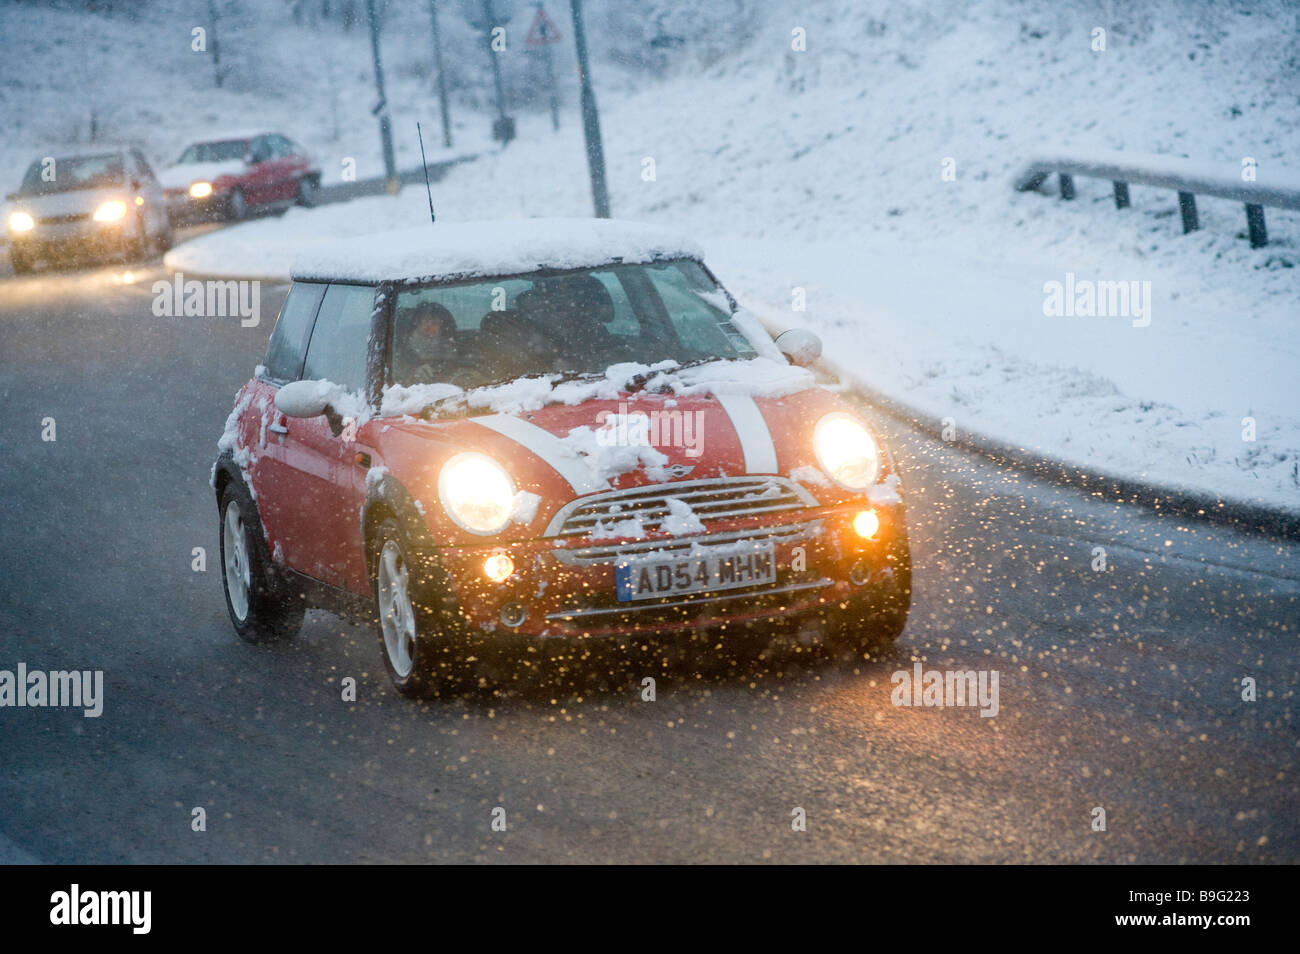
xmin=813 ymin=413 xmax=881 ymax=490
xmin=189 ymin=181 xmax=213 ymax=199
xmin=8 ymin=211 xmax=34 ymax=232
xmin=438 ymin=452 xmax=516 ymax=535
xmin=92 ymin=200 xmax=127 ymax=223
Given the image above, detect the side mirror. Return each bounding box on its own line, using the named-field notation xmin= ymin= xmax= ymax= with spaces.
xmin=4 ymin=193 xmax=15 ymax=202
xmin=275 ymin=380 xmax=330 ymax=419
xmin=774 ymin=328 xmax=823 ymax=367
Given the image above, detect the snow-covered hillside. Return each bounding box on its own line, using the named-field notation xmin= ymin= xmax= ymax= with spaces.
xmin=164 ymin=0 xmax=1300 ymax=511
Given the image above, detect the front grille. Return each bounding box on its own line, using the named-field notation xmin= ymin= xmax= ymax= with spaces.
xmin=553 ymin=520 xmax=823 ymax=565
xmin=37 ymin=212 xmax=91 ymax=225
xmin=544 ymin=475 xmax=817 ymax=538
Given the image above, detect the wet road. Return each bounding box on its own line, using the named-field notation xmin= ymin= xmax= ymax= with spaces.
xmin=0 ymin=261 xmax=1295 ymax=863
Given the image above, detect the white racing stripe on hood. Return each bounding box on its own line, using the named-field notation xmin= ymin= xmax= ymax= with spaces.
xmin=472 ymin=414 xmax=611 ymax=496
xmin=714 ymin=393 xmax=778 ymax=474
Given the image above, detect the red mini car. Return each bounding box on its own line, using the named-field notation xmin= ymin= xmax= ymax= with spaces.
xmin=213 ymin=219 xmax=911 ymax=696
xmin=161 ymin=132 xmax=319 ymax=222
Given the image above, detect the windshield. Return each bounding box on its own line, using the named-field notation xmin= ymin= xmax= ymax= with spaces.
xmin=390 ymin=260 xmax=757 ymax=390
xmin=177 ymin=140 xmax=247 ymax=163
xmin=19 ymin=154 xmax=124 ymax=195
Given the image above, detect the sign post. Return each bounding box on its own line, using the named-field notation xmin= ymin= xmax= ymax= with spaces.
xmin=526 ymin=4 xmax=562 ymax=131
xmin=366 ymin=0 xmax=398 ymax=194
xmin=568 ymin=0 xmax=609 ymax=217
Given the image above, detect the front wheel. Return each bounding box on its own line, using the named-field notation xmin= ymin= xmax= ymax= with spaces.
xmin=226 ymin=188 xmax=247 ymax=222
xmin=372 ymin=517 xmax=471 ymax=698
xmin=219 ymin=482 xmax=303 ymax=643
xmin=829 ymin=536 xmax=912 ymax=659
xmin=296 ymin=176 xmax=317 ymax=207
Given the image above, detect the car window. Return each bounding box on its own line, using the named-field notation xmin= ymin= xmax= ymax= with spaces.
xmin=262 ymin=282 xmax=326 ymax=382
xmin=248 ymin=137 xmax=272 ymax=163
xmin=19 ymin=154 xmax=125 ymax=195
xmin=302 ymin=284 xmax=376 ymax=394
xmin=642 ymin=261 xmax=755 ymax=357
xmin=178 ymin=140 xmax=246 ymax=164
xmin=390 ymin=262 xmax=756 ymax=391
xmin=270 ymin=136 xmax=292 ymax=158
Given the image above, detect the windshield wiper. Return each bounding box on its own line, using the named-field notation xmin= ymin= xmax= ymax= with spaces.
xmin=623 ymin=357 xmax=725 ymax=393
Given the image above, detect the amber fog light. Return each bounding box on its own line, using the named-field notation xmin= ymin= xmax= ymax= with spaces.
xmin=849 ymin=560 xmax=872 ymax=586
xmin=500 ymin=602 xmax=527 ymax=627
xmin=853 ymin=509 xmax=880 ymax=539
xmin=483 ymin=552 xmax=515 ymax=582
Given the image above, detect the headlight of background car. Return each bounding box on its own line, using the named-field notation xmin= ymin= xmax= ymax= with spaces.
xmin=189 ymin=181 xmax=212 ymax=199
xmin=438 ymin=452 xmax=516 ymax=535
xmin=92 ymin=200 xmax=127 ymax=223
xmin=7 ymin=211 xmax=34 ymax=232
xmin=813 ymin=413 xmax=882 ymax=490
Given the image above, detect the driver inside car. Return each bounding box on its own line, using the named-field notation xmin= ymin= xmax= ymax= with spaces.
xmin=399 ymin=301 xmax=460 ymax=383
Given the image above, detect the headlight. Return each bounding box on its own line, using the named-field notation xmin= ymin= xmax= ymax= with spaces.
xmin=438 ymin=452 xmax=516 ymax=535
xmin=92 ymin=200 xmax=127 ymax=223
xmin=189 ymin=181 xmax=212 ymax=198
xmin=7 ymin=211 xmax=34 ymax=232
xmin=813 ymin=413 xmax=881 ymax=490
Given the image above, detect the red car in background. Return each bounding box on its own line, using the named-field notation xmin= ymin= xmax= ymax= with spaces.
xmin=160 ymin=132 xmax=319 ymax=223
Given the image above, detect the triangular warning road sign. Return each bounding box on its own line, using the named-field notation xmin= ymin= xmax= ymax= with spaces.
xmin=526 ymin=6 xmax=562 ymax=46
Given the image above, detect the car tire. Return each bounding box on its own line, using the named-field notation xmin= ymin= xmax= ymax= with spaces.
xmin=9 ymin=247 xmax=35 ymax=274
xmin=154 ymin=220 xmax=174 ymax=254
xmin=371 ymin=516 xmax=472 ymax=698
xmin=219 ymin=481 xmax=304 ymax=643
xmin=226 ymin=188 xmax=247 ymax=222
xmin=296 ymin=176 xmax=318 ymax=208
xmin=829 ymin=534 xmax=912 ymax=658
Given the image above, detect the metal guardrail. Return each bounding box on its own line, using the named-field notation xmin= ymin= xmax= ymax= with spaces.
xmin=1014 ymin=151 xmax=1300 ymax=248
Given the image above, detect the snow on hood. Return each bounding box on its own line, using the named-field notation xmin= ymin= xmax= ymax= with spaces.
xmin=379 ymin=357 xmax=814 ymax=419
xmin=159 ymin=159 xmax=245 ymax=190
xmin=290 ymin=218 xmax=705 ymax=284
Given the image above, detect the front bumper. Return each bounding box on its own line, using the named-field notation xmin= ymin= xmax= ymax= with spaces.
xmin=430 ymin=502 xmax=907 ymax=640
xmin=9 ymin=221 xmax=132 ymax=261
xmin=165 ymin=190 xmax=226 ymax=222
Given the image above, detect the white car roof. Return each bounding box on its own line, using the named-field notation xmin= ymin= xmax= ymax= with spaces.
xmin=289 ymin=218 xmax=706 ymax=284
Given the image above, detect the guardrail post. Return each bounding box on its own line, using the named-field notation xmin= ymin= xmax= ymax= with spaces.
xmin=1245 ymin=204 xmax=1267 ymax=248
xmin=1113 ymin=181 xmax=1130 ymax=209
xmin=1059 ymin=173 xmax=1075 ymax=200
xmin=1178 ymin=191 xmax=1198 ymax=233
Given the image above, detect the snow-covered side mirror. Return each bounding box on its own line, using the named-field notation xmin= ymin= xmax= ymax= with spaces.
xmin=775 ymin=328 xmax=823 ymax=367
xmin=275 ymin=380 xmax=330 ymax=419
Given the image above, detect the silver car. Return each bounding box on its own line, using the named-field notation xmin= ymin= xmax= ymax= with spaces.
xmin=5 ymin=148 xmax=172 ymax=274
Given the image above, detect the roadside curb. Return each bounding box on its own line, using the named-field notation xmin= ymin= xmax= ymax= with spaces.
xmin=753 ymin=316 xmax=1300 ymax=541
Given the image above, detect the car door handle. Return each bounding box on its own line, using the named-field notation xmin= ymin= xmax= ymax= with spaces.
xmin=269 ymin=422 xmax=289 ymax=435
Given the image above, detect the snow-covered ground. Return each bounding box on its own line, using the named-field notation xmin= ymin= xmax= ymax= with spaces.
xmin=162 ymin=1 xmax=1298 ymax=512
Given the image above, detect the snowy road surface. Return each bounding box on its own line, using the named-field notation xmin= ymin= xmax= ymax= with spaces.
xmin=0 ymin=266 xmax=1295 ymax=863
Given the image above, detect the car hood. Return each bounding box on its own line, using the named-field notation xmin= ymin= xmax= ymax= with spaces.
xmin=372 ymin=383 xmax=879 ymax=542
xmin=159 ymin=159 xmax=245 ymax=190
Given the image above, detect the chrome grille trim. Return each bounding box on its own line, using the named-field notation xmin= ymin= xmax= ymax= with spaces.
xmin=552 ymin=520 xmax=823 ymax=566
xmin=544 ymin=475 xmax=817 ymax=538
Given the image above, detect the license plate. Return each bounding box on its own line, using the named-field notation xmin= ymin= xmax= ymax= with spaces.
xmin=615 ymin=542 xmax=777 ymax=602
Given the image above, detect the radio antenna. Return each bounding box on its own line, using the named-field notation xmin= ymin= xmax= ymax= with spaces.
xmin=417 ymin=121 xmax=436 ymax=224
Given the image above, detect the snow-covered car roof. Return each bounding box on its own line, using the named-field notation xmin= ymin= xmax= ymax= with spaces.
xmin=289 ymin=218 xmax=706 ymax=284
